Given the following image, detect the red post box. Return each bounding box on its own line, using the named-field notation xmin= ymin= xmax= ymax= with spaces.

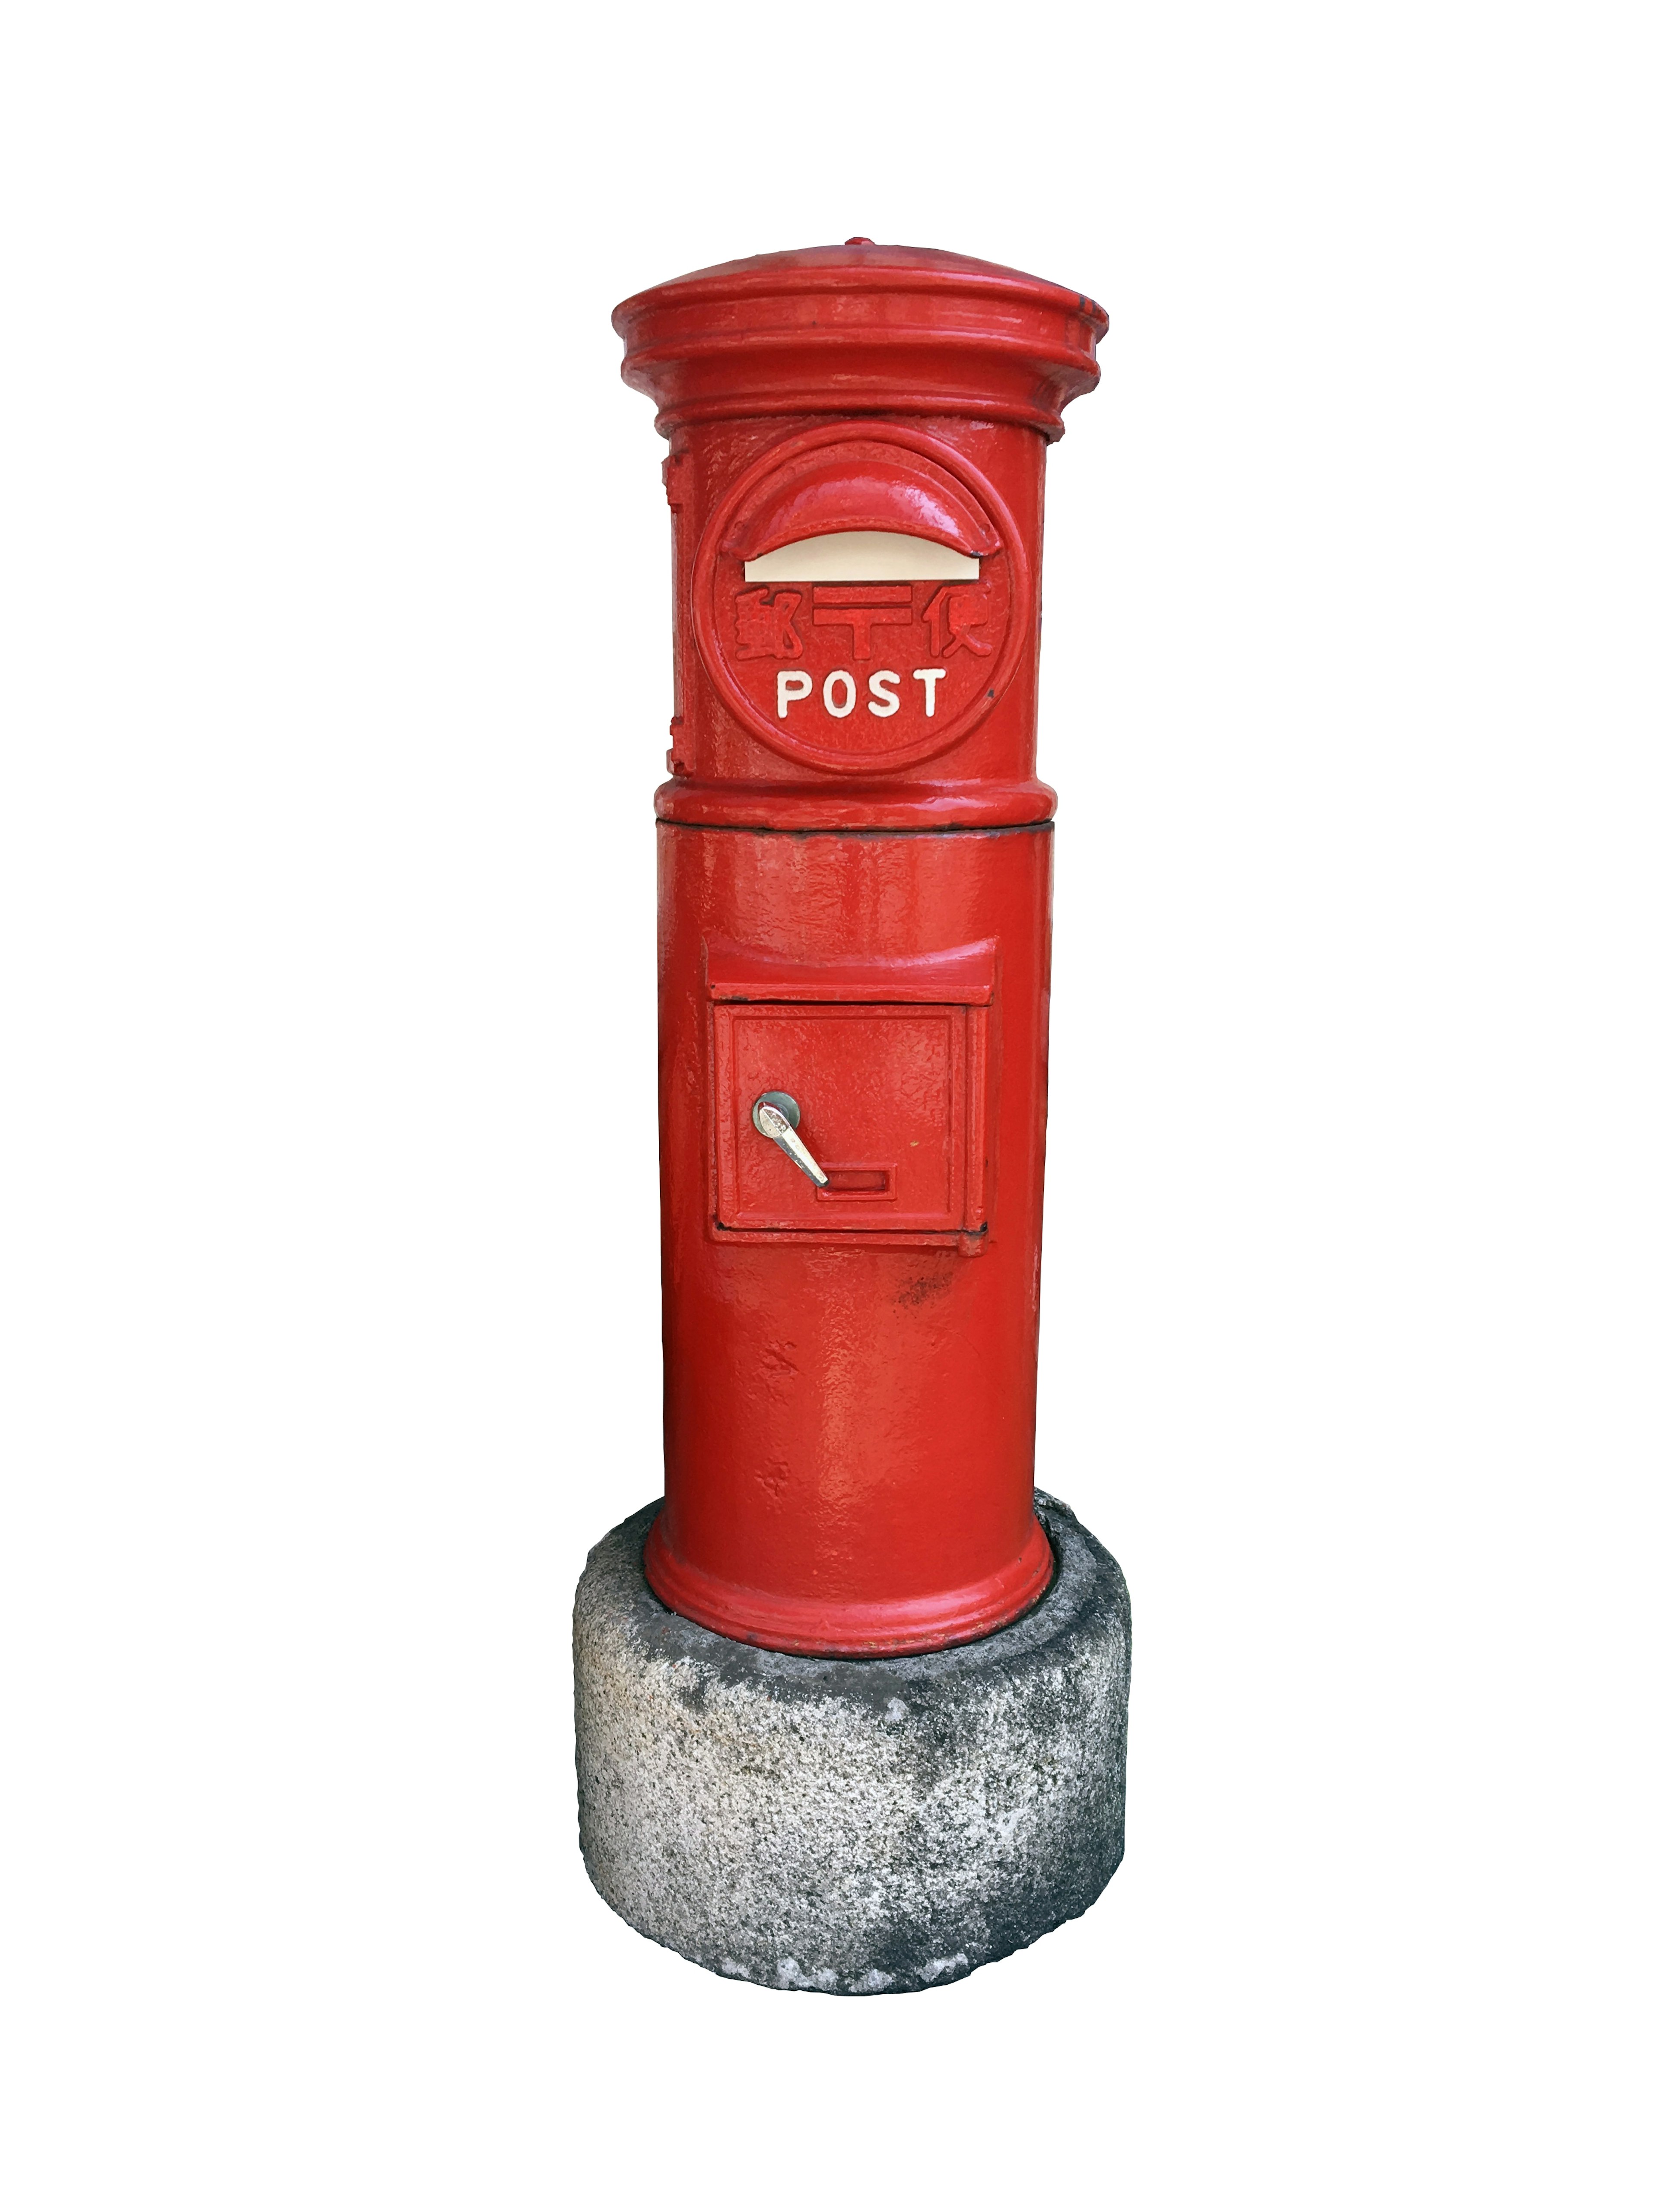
xmin=614 ymin=242 xmax=1108 ymax=1656
xmin=575 ymin=242 xmax=1130 ymax=1994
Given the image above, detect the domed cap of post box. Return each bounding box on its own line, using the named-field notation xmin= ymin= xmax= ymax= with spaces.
xmin=613 ymin=241 xmax=1108 ymax=441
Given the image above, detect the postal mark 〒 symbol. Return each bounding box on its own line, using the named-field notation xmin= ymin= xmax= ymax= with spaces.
xmin=811 ymin=584 xmax=914 ymax=660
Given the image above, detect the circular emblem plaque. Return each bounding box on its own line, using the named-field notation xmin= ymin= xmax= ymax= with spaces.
xmin=691 ymin=423 xmax=1030 ymax=775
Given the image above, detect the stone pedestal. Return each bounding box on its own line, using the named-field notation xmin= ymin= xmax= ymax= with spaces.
xmin=573 ymin=1492 xmax=1130 ymax=1995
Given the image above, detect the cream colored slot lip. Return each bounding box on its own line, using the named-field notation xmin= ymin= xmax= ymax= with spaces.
xmin=743 ymin=531 xmax=980 ymax=583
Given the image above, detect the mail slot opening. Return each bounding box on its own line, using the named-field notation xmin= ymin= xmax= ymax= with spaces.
xmin=744 ymin=530 xmax=980 ymax=583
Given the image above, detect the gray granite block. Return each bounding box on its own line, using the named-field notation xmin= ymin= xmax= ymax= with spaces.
xmin=573 ymin=1491 xmax=1130 ymax=1994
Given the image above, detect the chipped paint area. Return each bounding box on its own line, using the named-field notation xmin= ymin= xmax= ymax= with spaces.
xmin=573 ymin=1492 xmax=1130 ymax=1997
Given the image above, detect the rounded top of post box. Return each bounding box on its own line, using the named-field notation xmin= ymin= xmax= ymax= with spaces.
xmin=613 ymin=241 xmax=1108 ymax=441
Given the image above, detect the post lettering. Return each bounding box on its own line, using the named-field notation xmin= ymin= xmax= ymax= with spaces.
xmin=776 ymin=671 xmax=812 ymax=718
xmin=912 ymin=668 xmax=947 ymax=717
xmin=867 ymin=670 xmax=901 ymax=718
xmin=823 ymin=670 xmax=856 ymax=719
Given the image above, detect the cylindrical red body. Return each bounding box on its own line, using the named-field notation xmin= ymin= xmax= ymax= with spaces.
xmin=615 ymin=244 xmax=1106 ymax=1655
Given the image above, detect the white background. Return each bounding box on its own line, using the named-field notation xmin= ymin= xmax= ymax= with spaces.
xmin=2 ymin=3 xmax=1654 ymax=2206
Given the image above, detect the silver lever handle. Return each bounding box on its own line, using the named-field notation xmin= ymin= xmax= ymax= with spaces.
xmin=752 ymin=1092 xmax=829 ymax=1187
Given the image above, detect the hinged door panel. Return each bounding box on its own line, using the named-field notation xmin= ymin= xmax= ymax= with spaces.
xmin=714 ymin=1003 xmax=973 ymax=1233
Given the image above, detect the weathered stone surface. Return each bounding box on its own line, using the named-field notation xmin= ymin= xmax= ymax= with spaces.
xmin=573 ymin=1492 xmax=1131 ymax=1994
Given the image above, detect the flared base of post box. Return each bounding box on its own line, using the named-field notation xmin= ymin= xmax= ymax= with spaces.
xmin=573 ymin=1491 xmax=1131 ymax=1995
xmin=641 ymin=1509 xmax=1055 ymax=1656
